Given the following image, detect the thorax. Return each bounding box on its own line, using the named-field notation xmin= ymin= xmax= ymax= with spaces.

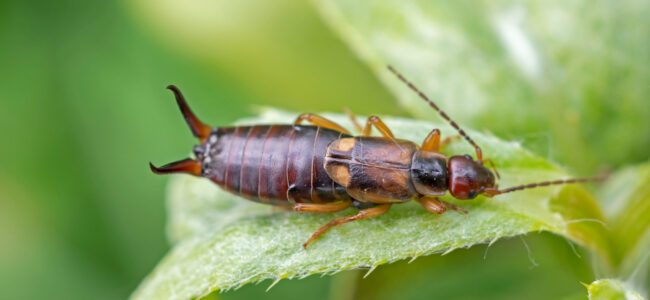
xmin=324 ymin=136 xmax=419 ymax=203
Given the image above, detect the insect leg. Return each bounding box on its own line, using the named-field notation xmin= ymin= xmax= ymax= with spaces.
xmin=293 ymin=200 xmax=352 ymax=213
xmin=421 ymin=130 xmax=463 ymax=152
xmin=482 ymin=158 xmax=501 ymax=179
xmin=362 ymin=116 xmax=395 ymax=138
xmin=294 ymin=113 xmax=351 ymax=134
xmin=303 ymin=204 xmax=391 ymax=249
xmin=440 ymin=135 xmax=461 ymax=150
xmin=417 ymin=197 xmax=467 ymax=214
xmin=343 ymin=107 xmax=364 ymax=133
xmin=421 ymin=129 xmax=441 ymax=152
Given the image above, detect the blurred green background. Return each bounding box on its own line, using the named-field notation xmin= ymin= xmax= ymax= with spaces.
xmin=0 ymin=1 xmax=395 ymax=299
xmin=0 ymin=0 xmax=647 ymax=299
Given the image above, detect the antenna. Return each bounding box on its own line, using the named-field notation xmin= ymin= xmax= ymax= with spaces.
xmin=387 ymin=66 xmax=484 ymax=162
xmin=484 ymin=174 xmax=608 ymax=196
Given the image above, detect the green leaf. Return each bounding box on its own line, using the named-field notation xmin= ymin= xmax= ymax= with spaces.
xmin=597 ymin=163 xmax=650 ymax=282
xmin=313 ymin=0 xmax=650 ymax=173
xmin=132 ymin=109 xmax=608 ymax=299
xmin=586 ymin=279 xmax=645 ymax=300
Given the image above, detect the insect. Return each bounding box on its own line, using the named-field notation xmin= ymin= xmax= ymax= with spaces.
xmin=151 ymin=66 xmax=603 ymax=248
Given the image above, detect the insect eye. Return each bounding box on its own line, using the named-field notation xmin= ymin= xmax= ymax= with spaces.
xmin=467 ymin=190 xmax=478 ymax=199
xmin=464 ymin=154 xmax=473 ymax=160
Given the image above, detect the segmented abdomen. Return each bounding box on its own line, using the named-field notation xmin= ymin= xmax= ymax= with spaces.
xmin=203 ymin=125 xmax=351 ymax=206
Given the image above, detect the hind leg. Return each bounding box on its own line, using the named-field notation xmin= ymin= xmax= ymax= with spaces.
xmin=303 ymin=204 xmax=391 ymax=248
xmin=294 ymin=113 xmax=350 ymax=134
xmin=292 ymin=200 xmax=352 ymax=213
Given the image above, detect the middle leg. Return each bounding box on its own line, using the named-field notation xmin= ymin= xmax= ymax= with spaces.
xmin=362 ymin=115 xmax=395 ymax=138
xmin=421 ymin=129 xmax=461 ymax=153
xmin=421 ymin=129 xmax=441 ymax=152
xmin=343 ymin=107 xmax=364 ymax=133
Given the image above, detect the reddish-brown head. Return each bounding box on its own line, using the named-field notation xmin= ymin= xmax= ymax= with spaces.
xmin=448 ymin=155 xmax=496 ymax=200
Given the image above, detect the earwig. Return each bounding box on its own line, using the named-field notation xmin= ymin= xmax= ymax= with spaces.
xmin=151 ymin=67 xmax=604 ymax=248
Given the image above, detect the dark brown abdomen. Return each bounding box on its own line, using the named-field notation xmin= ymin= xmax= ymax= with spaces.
xmin=202 ymin=125 xmax=350 ymax=206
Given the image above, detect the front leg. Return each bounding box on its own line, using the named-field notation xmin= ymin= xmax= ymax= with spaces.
xmin=417 ymin=197 xmax=467 ymax=215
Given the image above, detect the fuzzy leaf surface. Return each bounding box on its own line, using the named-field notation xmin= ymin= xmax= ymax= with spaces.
xmin=597 ymin=163 xmax=650 ymax=283
xmin=587 ymin=279 xmax=645 ymax=300
xmin=313 ymin=0 xmax=650 ymax=173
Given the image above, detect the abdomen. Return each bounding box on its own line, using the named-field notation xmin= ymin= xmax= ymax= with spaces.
xmin=202 ymin=125 xmax=351 ymax=206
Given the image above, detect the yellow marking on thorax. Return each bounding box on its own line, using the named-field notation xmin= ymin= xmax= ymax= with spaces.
xmin=326 ymin=164 xmax=351 ymax=186
xmin=331 ymin=138 xmax=355 ymax=152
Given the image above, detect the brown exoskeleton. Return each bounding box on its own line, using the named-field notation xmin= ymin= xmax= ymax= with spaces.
xmin=151 ymin=66 xmax=603 ymax=248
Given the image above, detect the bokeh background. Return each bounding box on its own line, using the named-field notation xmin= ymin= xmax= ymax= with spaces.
xmin=0 ymin=0 xmax=647 ymax=299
